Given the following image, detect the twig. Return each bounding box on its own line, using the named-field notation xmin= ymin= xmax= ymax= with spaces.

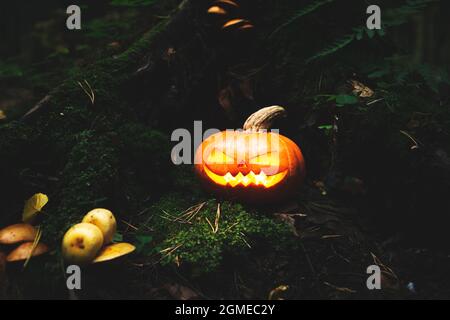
xmin=23 ymin=226 xmax=42 ymax=269
xmin=121 ymin=220 xmax=139 ymax=231
xmin=366 ymin=98 xmax=384 ymax=106
xmin=77 ymin=80 xmax=95 ymax=105
xmin=400 ymin=130 xmax=420 ymax=150
xmin=213 ymin=203 xmax=221 ymax=233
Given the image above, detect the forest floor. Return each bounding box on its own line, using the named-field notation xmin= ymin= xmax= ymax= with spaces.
xmin=1 ymin=0 xmax=450 ymax=299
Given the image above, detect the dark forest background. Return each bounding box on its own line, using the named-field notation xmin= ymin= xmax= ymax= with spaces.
xmin=1 ymin=0 xmax=450 ymax=299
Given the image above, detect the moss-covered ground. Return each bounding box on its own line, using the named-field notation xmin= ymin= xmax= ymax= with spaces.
xmin=1 ymin=0 xmax=450 ymax=299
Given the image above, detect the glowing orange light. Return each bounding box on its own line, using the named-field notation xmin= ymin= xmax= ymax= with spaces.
xmin=204 ymin=167 xmax=288 ymax=188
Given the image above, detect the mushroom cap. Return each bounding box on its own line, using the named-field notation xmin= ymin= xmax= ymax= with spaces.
xmin=93 ymin=243 xmax=136 ymax=263
xmin=6 ymin=242 xmax=49 ymax=262
xmin=0 ymin=224 xmax=37 ymax=245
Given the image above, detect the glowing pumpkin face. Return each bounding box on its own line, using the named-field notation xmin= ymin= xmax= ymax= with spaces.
xmin=195 ymin=130 xmax=305 ymax=203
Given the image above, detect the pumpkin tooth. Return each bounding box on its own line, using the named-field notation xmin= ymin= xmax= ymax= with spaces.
xmin=204 ymin=167 xmax=287 ymax=188
xmin=264 ymin=170 xmax=288 ymax=187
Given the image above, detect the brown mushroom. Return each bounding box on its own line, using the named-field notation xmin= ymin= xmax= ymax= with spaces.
xmin=6 ymin=242 xmax=49 ymax=262
xmin=93 ymin=243 xmax=136 ymax=263
xmin=0 ymin=224 xmax=37 ymax=245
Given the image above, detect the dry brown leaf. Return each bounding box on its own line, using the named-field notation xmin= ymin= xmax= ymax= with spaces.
xmin=349 ymin=80 xmax=374 ymax=98
xmin=370 ymin=252 xmax=400 ymax=290
xmin=239 ymin=78 xmax=254 ymax=101
xmin=268 ymin=285 xmax=289 ymax=300
xmin=275 ymin=213 xmax=299 ymax=237
xmin=218 ymin=87 xmax=234 ymax=113
xmin=164 ymin=283 xmax=199 ymax=300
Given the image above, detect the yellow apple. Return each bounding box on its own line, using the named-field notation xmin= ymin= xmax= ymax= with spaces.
xmin=82 ymin=208 xmax=117 ymax=244
xmin=62 ymin=223 xmax=104 ymax=265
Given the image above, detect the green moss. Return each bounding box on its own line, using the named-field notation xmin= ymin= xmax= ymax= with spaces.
xmin=148 ymin=197 xmax=296 ymax=274
xmin=42 ymin=130 xmax=119 ymax=240
xmin=116 ymin=123 xmax=173 ymax=209
xmin=0 ymin=121 xmax=35 ymax=159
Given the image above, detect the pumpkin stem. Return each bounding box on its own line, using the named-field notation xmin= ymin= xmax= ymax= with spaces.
xmin=243 ymin=106 xmax=287 ymax=131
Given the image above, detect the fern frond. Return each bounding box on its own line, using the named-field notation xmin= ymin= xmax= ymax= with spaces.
xmin=384 ymin=0 xmax=438 ymax=27
xmin=268 ymin=0 xmax=335 ymax=39
xmin=305 ymin=33 xmax=355 ymax=64
xmin=306 ymin=0 xmax=439 ymax=64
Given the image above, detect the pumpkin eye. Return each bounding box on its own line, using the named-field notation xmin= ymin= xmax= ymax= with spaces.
xmin=250 ymin=153 xmax=280 ymax=166
xmin=207 ymin=149 xmax=235 ymax=164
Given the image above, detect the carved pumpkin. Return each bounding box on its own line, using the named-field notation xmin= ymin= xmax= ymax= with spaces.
xmin=195 ymin=106 xmax=305 ymax=203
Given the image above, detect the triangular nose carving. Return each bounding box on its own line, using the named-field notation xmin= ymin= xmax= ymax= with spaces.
xmin=237 ymin=160 xmax=247 ymax=168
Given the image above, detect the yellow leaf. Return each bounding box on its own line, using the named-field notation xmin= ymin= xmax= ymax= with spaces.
xmin=268 ymin=285 xmax=289 ymax=300
xmin=0 ymin=110 xmax=6 ymax=120
xmin=22 ymin=193 xmax=49 ymax=223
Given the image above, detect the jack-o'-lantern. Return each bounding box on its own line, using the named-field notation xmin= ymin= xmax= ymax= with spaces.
xmin=195 ymin=106 xmax=305 ymax=203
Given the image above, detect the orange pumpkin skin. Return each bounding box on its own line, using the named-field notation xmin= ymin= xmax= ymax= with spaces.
xmin=195 ymin=130 xmax=305 ymax=203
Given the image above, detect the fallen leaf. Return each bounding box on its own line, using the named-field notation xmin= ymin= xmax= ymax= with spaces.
xmin=22 ymin=193 xmax=49 ymax=223
xmin=349 ymin=80 xmax=374 ymax=98
xmin=164 ymin=283 xmax=199 ymax=300
xmin=275 ymin=214 xmax=299 ymax=237
xmin=268 ymin=285 xmax=289 ymax=300
xmin=371 ymin=253 xmax=400 ymax=290
xmin=239 ymin=78 xmax=254 ymax=101
xmin=218 ymin=86 xmax=234 ymax=114
xmin=0 ymin=110 xmax=6 ymax=120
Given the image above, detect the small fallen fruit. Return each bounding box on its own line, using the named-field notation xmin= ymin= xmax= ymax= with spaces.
xmin=0 ymin=224 xmax=37 ymax=244
xmin=82 ymin=208 xmax=117 ymax=244
xmin=93 ymin=243 xmax=136 ymax=263
xmin=62 ymin=223 xmax=104 ymax=266
xmin=6 ymin=242 xmax=49 ymax=262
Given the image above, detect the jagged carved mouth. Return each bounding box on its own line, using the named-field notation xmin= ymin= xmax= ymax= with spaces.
xmin=204 ymin=166 xmax=287 ymax=188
